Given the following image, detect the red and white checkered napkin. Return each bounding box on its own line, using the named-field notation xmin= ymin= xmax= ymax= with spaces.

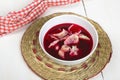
xmin=0 ymin=0 xmax=80 ymax=37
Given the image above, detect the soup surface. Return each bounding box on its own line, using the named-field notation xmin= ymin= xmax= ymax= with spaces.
xmin=44 ymin=23 xmax=93 ymax=60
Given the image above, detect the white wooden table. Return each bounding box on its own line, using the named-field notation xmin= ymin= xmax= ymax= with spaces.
xmin=0 ymin=0 xmax=120 ymax=80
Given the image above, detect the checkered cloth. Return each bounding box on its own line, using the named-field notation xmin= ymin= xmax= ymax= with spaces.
xmin=0 ymin=0 xmax=80 ymax=37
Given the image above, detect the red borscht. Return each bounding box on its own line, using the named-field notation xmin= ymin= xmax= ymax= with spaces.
xmin=44 ymin=23 xmax=93 ymax=61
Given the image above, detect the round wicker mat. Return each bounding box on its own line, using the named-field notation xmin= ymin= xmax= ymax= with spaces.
xmin=21 ymin=12 xmax=112 ymax=80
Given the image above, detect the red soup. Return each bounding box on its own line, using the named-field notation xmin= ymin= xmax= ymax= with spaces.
xmin=44 ymin=23 xmax=93 ymax=61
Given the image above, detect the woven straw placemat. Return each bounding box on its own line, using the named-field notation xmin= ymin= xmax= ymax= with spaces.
xmin=21 ymin=12 xmax=112 ymax=80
